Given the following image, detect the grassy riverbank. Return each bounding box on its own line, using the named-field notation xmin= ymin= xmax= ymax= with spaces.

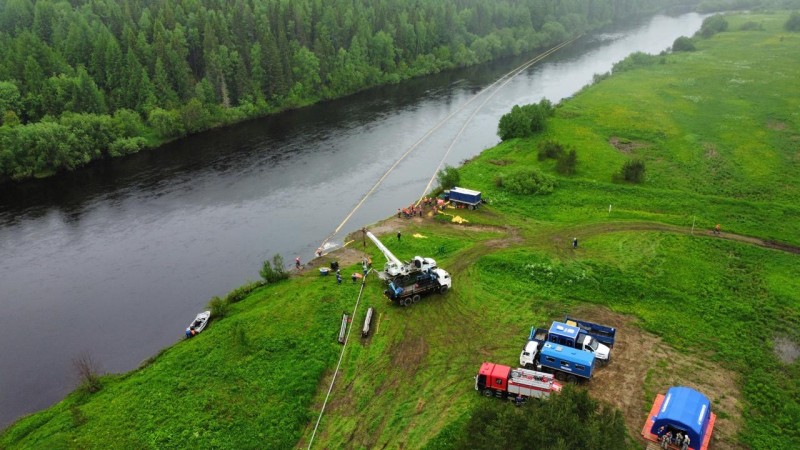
xmin=3 ymin=11 xmax=799 ymax=450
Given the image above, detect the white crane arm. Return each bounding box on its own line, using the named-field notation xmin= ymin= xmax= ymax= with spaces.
xmin=366 ymin=231 xmax=406 ymax=276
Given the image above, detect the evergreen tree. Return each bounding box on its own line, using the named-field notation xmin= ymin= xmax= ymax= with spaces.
xmin=32 ymin=0 xmax=57 ymax=44
xmin=74 ymin=66 xmax=106 ymax=114
xmin=122 ymin=50 xmax=156 ymax=113
xmin=0 ymin=0 xmax=34 ymax=36
xmin=249 ymin=42 xmax=266 ymax=100
xmin=153 ymin=57 xmax=178 ymax=107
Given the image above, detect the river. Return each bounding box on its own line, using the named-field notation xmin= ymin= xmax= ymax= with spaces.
xmin=0 ymin=12 xmax=704 ymax=428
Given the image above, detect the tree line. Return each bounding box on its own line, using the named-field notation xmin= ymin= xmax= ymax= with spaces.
xmin=0 ymin=0 xmax=687 ymax=182
xmin=426 ymin=386 xmax=635 ymax=450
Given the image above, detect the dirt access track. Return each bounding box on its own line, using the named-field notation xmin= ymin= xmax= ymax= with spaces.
xmin=304 ymin=216 xmax=795 ymax=448
xmin=366 ymin=215 xmax=800 ymax=256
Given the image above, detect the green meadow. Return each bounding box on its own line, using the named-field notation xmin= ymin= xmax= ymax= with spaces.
xmin=3 ymin=12 xmax=799 ymax=450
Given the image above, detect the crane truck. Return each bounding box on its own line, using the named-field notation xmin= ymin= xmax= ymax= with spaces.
xmin=366 ymin=231 xmax=437 ymax=281
xmin=384 ymin=267 xmax=451 ymax=306
xmin=366 ymin=231 xmax=451 ymax=306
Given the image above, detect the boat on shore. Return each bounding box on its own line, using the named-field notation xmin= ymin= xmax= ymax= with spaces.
xmin=185 ymin=311 xmax=211 ymax=338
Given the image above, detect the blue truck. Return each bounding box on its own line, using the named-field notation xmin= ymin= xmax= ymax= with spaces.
xmin=384 ymin=267 xmax=452 ymax=307
xmin=563 ymin=316 xmax=616 ymax=347
xmin=519 ymin=330 xmax=596 ymax=382
xmin=538 ymin=342 xmax=596 ymax=382
xmin=521 ymin=323 xmax=611 ymax=368
xmin=547 ymin=321 xmax=611 ymax=364
xmin=446 ymin=187 xmax=482 ymax=210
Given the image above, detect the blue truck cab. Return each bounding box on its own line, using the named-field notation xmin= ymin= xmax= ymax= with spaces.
xmin=548 ymin=321 xmax=582 ymax=346
xmin=548 ymin=321 xmax=611 ymax=363
xmin=538 ymin=342 xmax=596 ymax=381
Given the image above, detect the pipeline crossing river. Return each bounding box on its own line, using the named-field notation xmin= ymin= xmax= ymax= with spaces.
xmin=0 ymin=13 xmax=705 ymax=428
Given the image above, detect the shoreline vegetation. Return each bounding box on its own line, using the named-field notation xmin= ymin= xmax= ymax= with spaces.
xmin=0 ymin=0 xmax=694 ymax=183
xmin=3 ymin=7 xmax=800 ymax=450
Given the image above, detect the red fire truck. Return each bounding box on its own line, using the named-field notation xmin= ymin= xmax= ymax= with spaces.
xmin=475 ymin=362 xmax=562 ymax=400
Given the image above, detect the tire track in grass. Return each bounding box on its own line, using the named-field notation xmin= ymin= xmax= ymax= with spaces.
xmin=539 ymin=221 xmax=800 ymax=255
xmin=302 ymin=218 xmax=794 ymax=448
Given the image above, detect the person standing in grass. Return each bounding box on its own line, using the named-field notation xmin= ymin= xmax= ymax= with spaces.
xmin=397 ymin=231 xmax=401 ymax=242
xmin=573 ymin=237 xmax=578 ymax=249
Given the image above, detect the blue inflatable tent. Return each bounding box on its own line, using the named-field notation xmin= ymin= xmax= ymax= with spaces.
xmin=644 ymin=386 xmax=715 ymax=449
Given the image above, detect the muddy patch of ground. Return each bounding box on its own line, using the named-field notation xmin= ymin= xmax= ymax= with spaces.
xmin=774 ymin=335 xmax=799 ymax=364
xmin=303 ymin=246 xmax=367 ymax=272
xmin=574 ymin=306 xmax=745 ymax=450
xmin=361 ymin=212 xmax=509 ymax=239
xmin=766 ymin=120 xmax=787 ymax=131
xmin=704 ymin=142 xmax=719 ymax=159
xmin=488 ymin=159 xmax=513 ymax=166
xmin=365 ymin=216 xmax=419 ymax=237
xmin=389 ymin=335 xmax=429 ymax=376
xmin=609 ymin=136 xmax=649 ymax=154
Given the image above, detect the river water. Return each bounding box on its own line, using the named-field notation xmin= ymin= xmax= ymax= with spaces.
xmin=0 ymin=13 xmax=704 ymax=428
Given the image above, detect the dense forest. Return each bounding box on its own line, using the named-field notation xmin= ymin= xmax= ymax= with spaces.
xmin=0 ymin=0 xmax=691 ymax=181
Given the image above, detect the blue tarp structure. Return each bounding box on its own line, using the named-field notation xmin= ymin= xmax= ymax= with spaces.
xmin=649 ymin=386 xmax=712 ymax=447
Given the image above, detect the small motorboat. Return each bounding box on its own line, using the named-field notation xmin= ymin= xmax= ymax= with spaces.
xmin=186 ymin=311 xmax=211 ymax=338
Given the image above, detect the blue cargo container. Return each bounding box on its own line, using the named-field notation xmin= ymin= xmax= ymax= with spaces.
xmin=538 ymin=342 xmax=595 ymax=381
xmin=447 ymin=187 xmax=482 ymax=209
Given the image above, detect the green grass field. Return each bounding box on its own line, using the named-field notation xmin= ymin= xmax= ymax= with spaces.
xmin=3 ymin=11 xmax=799 ymax=450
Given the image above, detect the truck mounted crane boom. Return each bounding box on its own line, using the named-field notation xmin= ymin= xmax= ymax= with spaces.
xmin=366 ymin=231 xmax=405 ymax=277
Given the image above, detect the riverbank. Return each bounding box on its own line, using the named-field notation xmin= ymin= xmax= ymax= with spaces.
xmin=0 ymin=12 xmax=711 ymax=430
xmin=0 ymin=1 xmax=707 ymax=185
xmin=3 ymin=11 xmax=799 ymax=449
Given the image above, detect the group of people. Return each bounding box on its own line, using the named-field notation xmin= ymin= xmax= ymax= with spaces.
xmin=659 ymin=428 xmax=691 ymax=450
xmin=398 ymin=204 xmax=423 ymax=218
xmin=347 ymin=258 xmax=372 ymax=284
xmin=397 ymin=197 xmax=444 ymax=219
